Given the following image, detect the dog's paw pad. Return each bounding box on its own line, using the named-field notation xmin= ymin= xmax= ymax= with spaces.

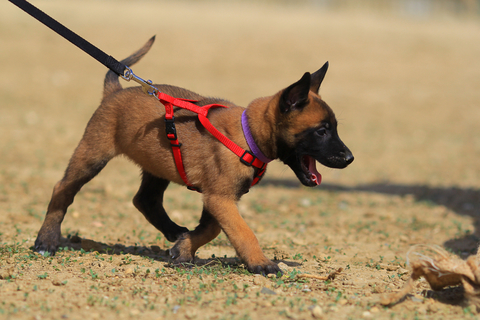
xmin=249 ymin=263 xmax=282 ymax=276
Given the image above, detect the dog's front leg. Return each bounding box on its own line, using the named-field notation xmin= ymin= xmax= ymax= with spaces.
xmin=172 ymin=194 xmax=281 ymax=275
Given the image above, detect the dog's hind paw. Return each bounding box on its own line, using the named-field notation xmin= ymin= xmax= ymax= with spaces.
xmin=34 ymin=238 xmax=59 ymax=257
xmin=34 ymin=245 xmax=57 ymax=257
xmin=248 ymin=262 xmax=282 ymax=276
xmin=169 ymin=239 xmax=194 ymax=264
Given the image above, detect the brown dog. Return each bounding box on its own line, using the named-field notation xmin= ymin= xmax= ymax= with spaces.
xmin=35 ymin=37 xmax=353 ymax=275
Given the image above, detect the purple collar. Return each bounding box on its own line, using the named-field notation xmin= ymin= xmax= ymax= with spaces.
xmin=241 ymin=110 xmax=273 ymax=164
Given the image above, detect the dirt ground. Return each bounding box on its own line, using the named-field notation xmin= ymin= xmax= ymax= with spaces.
xmin=1 ymin=0 xmax=480 ymax=319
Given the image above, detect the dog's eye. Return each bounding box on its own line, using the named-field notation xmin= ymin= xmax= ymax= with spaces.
xmin=316 ymin=128 xmax=327 ymax=136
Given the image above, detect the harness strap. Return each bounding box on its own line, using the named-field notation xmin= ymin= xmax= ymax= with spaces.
xmin=156 ymin=92 xmax=267 ymax=192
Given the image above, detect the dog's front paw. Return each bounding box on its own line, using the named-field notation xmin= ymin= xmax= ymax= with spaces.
xmin=247 ymin=260 xmax=282 ymax=276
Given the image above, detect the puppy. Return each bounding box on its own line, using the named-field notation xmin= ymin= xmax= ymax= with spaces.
xmin=35 ymin=37 xmax=353 ymax=275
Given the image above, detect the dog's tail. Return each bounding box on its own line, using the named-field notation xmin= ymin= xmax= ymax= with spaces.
xmin=103 ymin=36 xmax=156 ymax=99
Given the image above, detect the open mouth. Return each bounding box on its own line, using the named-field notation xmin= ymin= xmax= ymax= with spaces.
xmin=301 ymin=155 xmax=322 ymax=185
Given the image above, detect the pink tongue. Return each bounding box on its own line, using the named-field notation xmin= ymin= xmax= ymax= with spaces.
xmin=307 ymin=156 xmax=322 ymax=185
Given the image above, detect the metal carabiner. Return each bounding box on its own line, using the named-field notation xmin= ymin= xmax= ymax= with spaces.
xmin=121 ymin=66 xmax=159 ymax=97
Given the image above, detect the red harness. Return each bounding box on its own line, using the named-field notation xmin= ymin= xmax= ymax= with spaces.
xmin=157 ymin=92 xmax=267 ymax=192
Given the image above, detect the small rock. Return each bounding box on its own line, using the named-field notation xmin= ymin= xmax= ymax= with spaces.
xmin=370 ymin=307 xmax=379 ymax=313
xmin=267 ymin=273 xmax=276 ymax=279
xmin=362 ymin=311 xmax=372 ymax=318
xmin=253 ymin=275 xmax=264 ymax=286
xmin=400 ymin=274 xmax=410 ymax=281
xmin=338 ymin=299 xmax=348 ymax=306
xmin=172 ymin=305 xmax=181 ymax=314
xmin=379 ymin=264 xmax=399 ymax=271
xmin=311 ymin=305 xmax=323 ymax=318
xmin=292 ymin=238 xmax=306 ymax=246
xmin=0 ymin=267 xmax=14 ymax=280
xmin=427 ymin=303 xmax=439 ymax=313
xmin=125 ymin=268 xmax=134 ymax=274
xmin=277 ymin=262 xmax=289 ymax=273
xmin=373 ymin=285 xmax=385 ymax=293
xmin=51 ymin=278 xmax=67 ymax=286
xmin=260 ymin=287 xmax=276 ymax=295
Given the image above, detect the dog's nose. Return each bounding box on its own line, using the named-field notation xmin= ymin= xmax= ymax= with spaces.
xmin=345 ymin=153 xmax=354 ymax=165
xmin=341 ymin=149 xmax=354 ymax=165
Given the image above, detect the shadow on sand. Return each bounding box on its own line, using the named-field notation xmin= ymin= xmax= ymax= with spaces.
xmin=262 ymin=178 xmax=480 ymax=256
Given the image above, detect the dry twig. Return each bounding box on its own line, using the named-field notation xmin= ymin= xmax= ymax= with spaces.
xmin=297 ymin=267 xmax=344 ymax=281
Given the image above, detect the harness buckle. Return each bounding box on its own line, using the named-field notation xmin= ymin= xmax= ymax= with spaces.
xmin=165 ymin=117 xmax=178 ymax=140
xmin=240 ymin=150 xmax=257 ymax=167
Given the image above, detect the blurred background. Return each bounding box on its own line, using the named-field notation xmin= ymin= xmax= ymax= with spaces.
xmin=305 ymin=0 xmax=480 ymax=17
xmin=1 ymin=0 xmax=480 ymax=212
xmin=1 ymin=3 xmax=480 ymax=317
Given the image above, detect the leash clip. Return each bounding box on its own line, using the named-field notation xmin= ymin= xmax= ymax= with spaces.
xmin=121 ymin=66 xmax=159 ymax=96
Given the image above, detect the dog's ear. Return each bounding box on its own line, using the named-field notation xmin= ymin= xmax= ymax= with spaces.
xmin=280 ymin=72 xmax=311 ymax=114
xmin=310 ymin=61 xmax=329 ymax=94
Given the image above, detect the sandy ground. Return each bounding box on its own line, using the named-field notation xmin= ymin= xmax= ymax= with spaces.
xmin=1 ymin=0 xmax=480 ymax=319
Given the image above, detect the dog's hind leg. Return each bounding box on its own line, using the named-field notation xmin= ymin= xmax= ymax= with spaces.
xmin=133 ymin=171 xmax=189 ymax=242
xmin=169 ymin=207 xmax=221 ymax=263
xmin=35 ymin=138 xmax=115 ymax=255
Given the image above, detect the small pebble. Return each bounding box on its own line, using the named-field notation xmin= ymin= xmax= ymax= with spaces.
xmin=311 ymin=305 xmax=323 ymax=318
xmin=427 ymin=303 xmax=439 ymax=313
xmin=260 ymin=287 xmax=276 ymax=295
xmin=51 ymin=278 xmax=66 ymax=286
xmin=338 ymin=299 xmax=348 ymax=306
xmin=277 ymin=262 xmax=289 ymax=273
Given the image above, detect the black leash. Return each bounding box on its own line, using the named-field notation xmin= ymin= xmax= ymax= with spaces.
xmin=9 ymin=0 xmax=160 ymax=97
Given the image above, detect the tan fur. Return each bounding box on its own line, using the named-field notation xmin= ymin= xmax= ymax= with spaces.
xmin=35 ymin=38 xmax=352 ymax=275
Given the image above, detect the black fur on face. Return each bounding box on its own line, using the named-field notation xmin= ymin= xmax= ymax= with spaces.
xmin=296 ymin=121 xmax=353 ymax=168
xmin=278 ymin=119 xmax=353 ymax=187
